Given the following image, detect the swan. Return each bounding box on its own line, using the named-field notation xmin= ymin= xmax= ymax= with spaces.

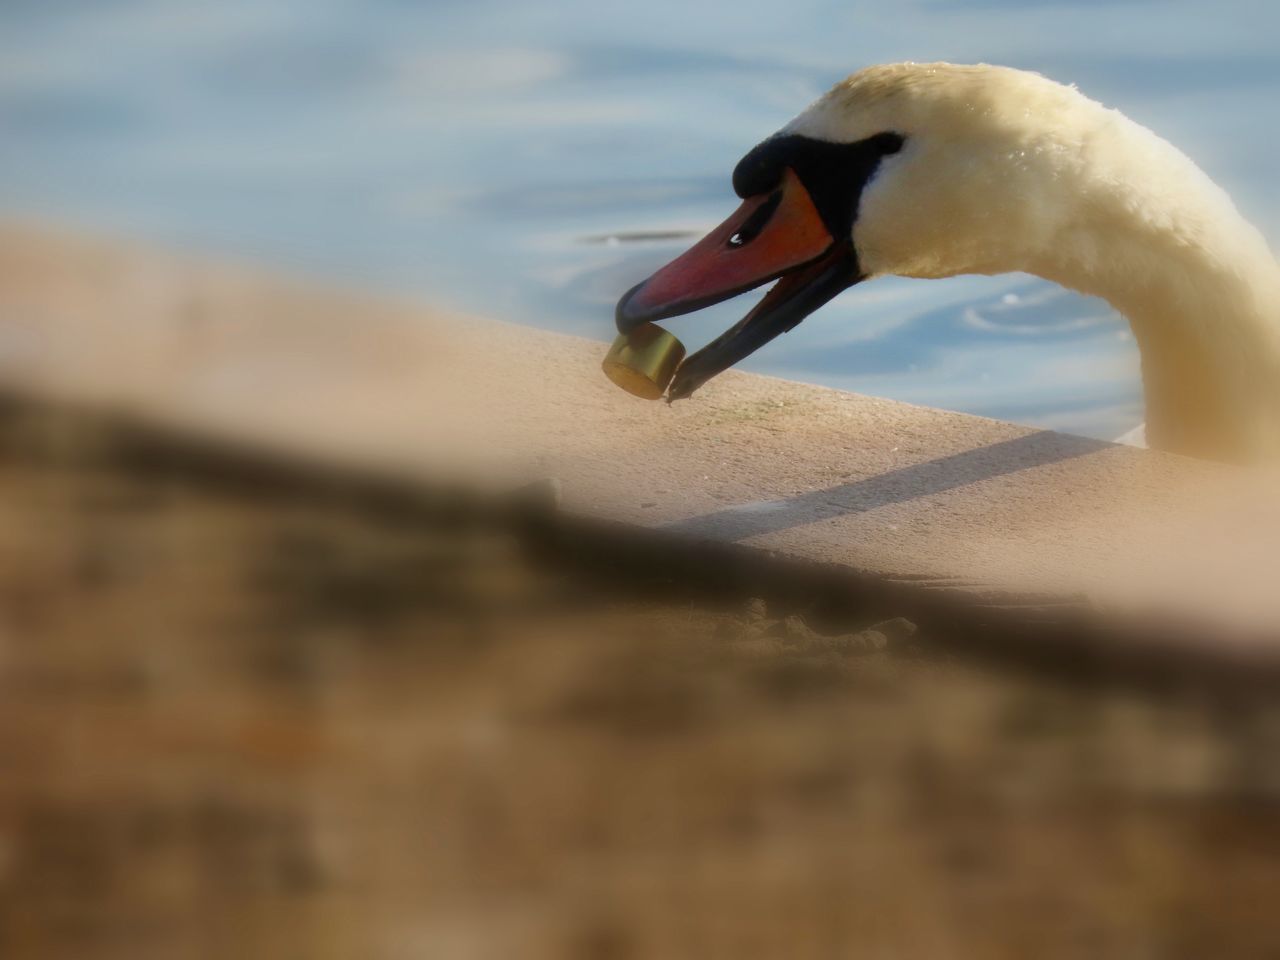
xmin=615 ymin=63 xmax=1280 ymax=464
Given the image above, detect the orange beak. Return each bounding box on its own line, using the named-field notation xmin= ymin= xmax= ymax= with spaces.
xmin=615 ymin=168 xmax=859 ymax=400
xmin=616 ymin=169 xmax=834 ymax=328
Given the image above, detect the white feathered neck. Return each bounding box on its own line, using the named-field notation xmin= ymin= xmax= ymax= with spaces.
xmin=789 ymin=63 xmax=1280 ymax=463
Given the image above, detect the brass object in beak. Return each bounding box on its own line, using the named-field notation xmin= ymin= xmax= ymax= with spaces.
xmin=601 ymin=322 xmax=686 ymax=400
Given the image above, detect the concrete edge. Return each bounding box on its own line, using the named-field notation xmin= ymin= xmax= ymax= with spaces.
xmin=6 ymin=385 xmax=1278 ymax=695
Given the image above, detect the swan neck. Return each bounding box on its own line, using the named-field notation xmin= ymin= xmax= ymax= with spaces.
xmin=1047 ymin=222 xmax=1280 ymax=461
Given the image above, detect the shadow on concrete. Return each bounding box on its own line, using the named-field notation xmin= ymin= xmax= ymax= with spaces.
xmin=662 ymin=430 xmax=1111 ymax=542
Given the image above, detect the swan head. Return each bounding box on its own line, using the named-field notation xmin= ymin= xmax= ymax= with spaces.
xmin=616 ymin=63 xmax=1119 ymax=399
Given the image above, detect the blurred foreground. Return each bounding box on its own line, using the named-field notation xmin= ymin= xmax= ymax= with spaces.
xmin=1 ymin=400 xmax=1279 ymax=959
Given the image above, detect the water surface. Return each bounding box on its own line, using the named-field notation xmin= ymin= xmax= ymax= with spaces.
xmin=3 ymin=0 xmax=1278 ymax=438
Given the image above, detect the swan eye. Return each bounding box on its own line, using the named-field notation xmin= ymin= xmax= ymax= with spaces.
xmin=731 ymin=131 xmax=908 ymax=239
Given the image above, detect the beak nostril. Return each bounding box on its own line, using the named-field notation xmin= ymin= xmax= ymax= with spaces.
xmin=726 ymin=188 xmax=783 ymax=251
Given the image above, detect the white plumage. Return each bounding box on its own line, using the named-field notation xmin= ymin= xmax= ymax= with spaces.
xmin=793 ymin=63 xmax=1280 ymax=463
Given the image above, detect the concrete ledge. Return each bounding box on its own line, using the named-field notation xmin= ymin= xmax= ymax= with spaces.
xmin=3 ymin=222 xmax=1279 ymax=668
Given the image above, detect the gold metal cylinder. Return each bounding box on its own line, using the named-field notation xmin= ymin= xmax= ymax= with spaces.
xmin=601 ymin=323 xmax=686 ymax=400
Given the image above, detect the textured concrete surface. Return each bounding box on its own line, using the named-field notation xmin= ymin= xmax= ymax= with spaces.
xmin=8 ymin=396 xmax=1280 ymax=960
xmin=2 ymin=222 xmax=1279 ymax=651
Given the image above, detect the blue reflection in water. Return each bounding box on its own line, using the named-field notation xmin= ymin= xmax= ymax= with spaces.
xmin=2 ymin=0 xmax=1278 ymax=439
